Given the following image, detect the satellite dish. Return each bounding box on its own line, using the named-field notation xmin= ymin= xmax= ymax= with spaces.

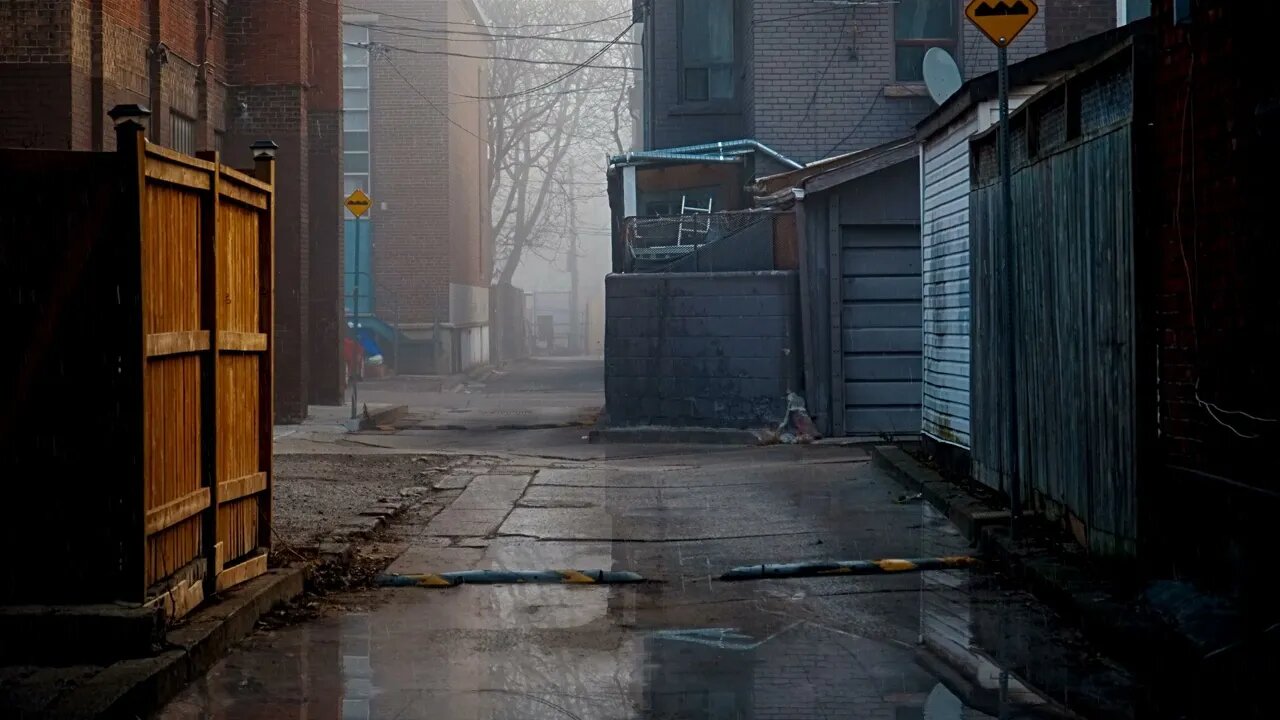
xmin=923 ymin=48 xmax=963 ymax=105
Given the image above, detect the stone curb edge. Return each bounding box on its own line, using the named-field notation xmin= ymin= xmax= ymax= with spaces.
xmin=868 ymin=444 xmax=1204 ymax=698
xmin=43 ymin=569 xmax=304 ymax=720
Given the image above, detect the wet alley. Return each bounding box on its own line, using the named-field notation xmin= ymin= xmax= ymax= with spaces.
xmin=159 ymin=359 xmax=1134 ymax=720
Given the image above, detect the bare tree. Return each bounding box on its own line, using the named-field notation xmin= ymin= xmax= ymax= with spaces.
xmin=485 ymin=0 xmax=633 ymax=286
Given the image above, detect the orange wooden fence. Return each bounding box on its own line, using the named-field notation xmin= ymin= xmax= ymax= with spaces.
xmin=1 ymin=121 xmax=275 ymax=618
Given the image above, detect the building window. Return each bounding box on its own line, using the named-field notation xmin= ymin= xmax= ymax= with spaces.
xmin=680 ymin=0 xmax=735 ymax=102
xmin=1118 ymin=0 xmax=1151 ymax=24
xmin=170 ymin=111 xmax=196 ymax=155
xmin=895 ymin=0 xmax=958 ymax=83
xmin=344 ymin=22 xmax=372 ymax=205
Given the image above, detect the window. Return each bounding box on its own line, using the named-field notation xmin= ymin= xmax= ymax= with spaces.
xmin=895 ymin=0 xmax=959 ymax=83
xmin=170 ymin=111 xmax=196 ymax=155
xmin=1118 ymin=0 xmax=1151 ymax=24
xmin=680 ymin=0 xmax=735 ymax=102
xmin=344 ymin=21 xmax=372 ymax=205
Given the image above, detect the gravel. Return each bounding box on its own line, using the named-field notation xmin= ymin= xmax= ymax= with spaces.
xmin=272 ymin=453 xmax=453 ymax=547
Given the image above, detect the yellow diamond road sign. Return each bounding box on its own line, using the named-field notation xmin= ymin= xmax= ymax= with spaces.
xmin=966 ymin=0 xmax=1039 ymax=48
xmin=345 ymin=188 xmax=372 ymax=218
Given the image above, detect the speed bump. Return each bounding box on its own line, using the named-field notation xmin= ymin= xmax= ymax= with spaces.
xmin=719 ymin=556 xmax=977 ymax=582
xmin=375 ymin=569 xmax=647 ymax=588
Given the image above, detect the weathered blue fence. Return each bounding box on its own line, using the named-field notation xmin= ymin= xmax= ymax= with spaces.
xmin=969 ymin=47 xmax=1144 ymax=556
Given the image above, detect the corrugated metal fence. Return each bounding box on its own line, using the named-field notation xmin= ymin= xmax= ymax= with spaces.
xmin=970 ymin=47 xmax=1143 ymax=555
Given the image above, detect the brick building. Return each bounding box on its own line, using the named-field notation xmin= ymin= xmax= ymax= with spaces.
xmin=0 ymin=0 xmax=345 ymax=421
xmin=342 ymin=0 xmax=492 ymax=374
xmin=1145 ymin=0 xmax=1280 ymax=610
xmin=636 ymin=0 xmax=1117 ymax=165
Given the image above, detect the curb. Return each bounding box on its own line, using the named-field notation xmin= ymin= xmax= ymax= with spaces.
xmin=358 ymin=404 xmax=409 ymax=431
xmin=588 ymin=426 xmax=773 ymax=445
xmin=42 ymin=569 xmax=304 ymax=720
xmin=869 ymin=444 xmax=1231 ymax=718
xmin=869 ymin=445 xmax=1010 ymax=543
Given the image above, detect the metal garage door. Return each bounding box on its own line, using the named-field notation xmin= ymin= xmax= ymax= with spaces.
xmin=840 ymin=224 xmax=922 ymax=436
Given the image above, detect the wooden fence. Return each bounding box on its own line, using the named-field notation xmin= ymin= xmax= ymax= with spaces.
xmin=0 ymin=119 xmax=275 ymax=618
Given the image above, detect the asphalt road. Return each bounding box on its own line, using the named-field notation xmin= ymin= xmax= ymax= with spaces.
xmin=163 ymin=359 xmax=1133 ymax=720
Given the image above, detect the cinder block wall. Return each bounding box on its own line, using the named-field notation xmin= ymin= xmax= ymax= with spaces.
xmin=604 ymin=271 xmax=800 ymax=429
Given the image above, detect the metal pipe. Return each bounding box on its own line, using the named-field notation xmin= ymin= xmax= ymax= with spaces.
xmin=719 ymin=555 xmax=977 ymax=582
xmin=612 ymin=150 xmax=744 ymax=165
xmin=610 ymin=139 xmax=805 ymax=169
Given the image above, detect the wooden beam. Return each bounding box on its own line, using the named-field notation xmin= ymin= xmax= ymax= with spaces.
xmin=216 ymin=552 xmax=267 ymax=592
xmin=218 ymin=471 xmax=268 ymax=504
xmin=145 ymin=487 xmax=211 ymax=536
xmin=197 ymin=150 xmax=222 ymax=600
xmin=218 ymin=180 xmax=269 ymax=210
xmin=145 ymin=330 xmax=211 ymax=357
xmin=218 ymin=331 xmax=268 ymax=352
xmin=144 ymin=157 xmax=212 ymax=191
xmin=146 ymin=143 xmax=217 ymax=171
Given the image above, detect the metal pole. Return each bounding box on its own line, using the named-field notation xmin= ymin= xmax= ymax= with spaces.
xmin=998 ymin=43 xmax=1021 ymax=538
xmin=350 ymin=217 xmax=361 ymax=420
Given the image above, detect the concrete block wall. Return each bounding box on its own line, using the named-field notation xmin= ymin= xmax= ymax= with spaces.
xmin=605 ymin=271 xmax=800 ymax=429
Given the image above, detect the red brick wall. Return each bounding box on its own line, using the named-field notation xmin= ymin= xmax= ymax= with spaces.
xmin=1045 ymin=0 xmax=1117 ymax=50
xmin=0 ymin=0 xmax=74 ymax=148
xmin=366 ymin=0 xmax=453 ymax=327
xmin=226 ymin=0 xmax=315 ymax=422
xmin=1148 ymin=0 xmax=1280 ymax=603
xmin=308 ymin=0 xmax=344 ymax=404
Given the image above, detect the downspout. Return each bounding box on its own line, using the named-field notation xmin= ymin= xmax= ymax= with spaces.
xmin=793 ymin=187 xmax=820 ymax=435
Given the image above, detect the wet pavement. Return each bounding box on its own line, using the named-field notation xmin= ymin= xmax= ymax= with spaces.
xmin=166 ymin=359 xmax=1137 ymax=720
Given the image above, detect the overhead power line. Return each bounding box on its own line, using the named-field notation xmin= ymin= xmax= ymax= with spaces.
xmin=348 ymin=41 xmax=639 ymax=71
xmin=457 ymin=22 xmax=637 ymax=101
xmin=345 ymin=21 xmax=639 ymax=46
xmin=345 ymin=4 xmax=632 ymax=33
xmin=378 ymin=52 xmax=490 ymax=146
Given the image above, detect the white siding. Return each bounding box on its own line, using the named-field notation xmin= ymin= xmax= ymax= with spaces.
xmin=921 ymin=114 xmax=978 ymax=448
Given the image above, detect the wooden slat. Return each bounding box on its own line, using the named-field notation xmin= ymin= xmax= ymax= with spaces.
xmin=146 ymin=578 xmax=206 ymax=621
xmin=219 ymin=471 xmax=268 ymax=504
xmin=220 ymin=165 xmax=272 ymax=193
xmin=145 ymin=487 xmax=211 ymax=536
xmin=216 ymin=552 xmax=267 ymax=592
xmin=145 ymin=157 xmax=212 ymax=191
xmin=145 ymin=142 xmax=217 ymax=171
xmin=219 ymin=332 xmax=268 ymax=352
xmin=219 ymin=179 xmax=269 ymax=210
xmin=197 ymin=150 xmax=222 ymax=599
xmin=145 ymin=330 xmax=211 ymax=357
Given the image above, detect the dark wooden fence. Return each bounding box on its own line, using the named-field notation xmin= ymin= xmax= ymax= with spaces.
xmin=1 ymin=119 xmax=275 ymax=618
xmin=969 ymin=41 xmax=1152 ymax=557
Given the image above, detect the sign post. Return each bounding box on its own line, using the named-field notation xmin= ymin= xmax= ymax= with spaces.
xmin=966 ymin=0 xmax=1037 ymax=538
xmin=344 ymin=189 xmax=373 ymax=420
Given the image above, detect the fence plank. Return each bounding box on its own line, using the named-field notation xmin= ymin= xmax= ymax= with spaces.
xmin=145 ymin=158 xmax=212 ymax=191
xmin=216 ymin=553 xmax=267 ymax=592
xmin=218 ymin=181 xmax=268 ymax=210
xmin=219 ymin=332 xmax=268 ymax=352
xmin=145 ymin=488 xmax=212 ymax=535
xmin=145 ymin=330 xmax=211 ymax=357
xmin=219 ymin=472 xmax=268 ymax=503
xmin=197 ymin=150 xmax=222 ymax=599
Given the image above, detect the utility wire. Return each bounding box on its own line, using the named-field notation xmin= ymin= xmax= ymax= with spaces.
xmin=345 ymin=21 xmax=639 ymax=46
xmin=350 ymin=41 xmax=639 ymax=71
xmin=822 ymin=91 xmax=883 ymax=158
xmin=345 ymin=4 xmax=631 ymax=32
xmin=378 ymin=52 xmax=489 ymax=146
xmin=458 ymin=22 xmax=637 ymax=101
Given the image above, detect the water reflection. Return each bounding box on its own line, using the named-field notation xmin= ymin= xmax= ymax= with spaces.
xmin=159 ymin=503 xmax=1129 ymax=719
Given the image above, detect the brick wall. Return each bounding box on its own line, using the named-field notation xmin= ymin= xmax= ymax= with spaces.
xmin=0 ymin=1 xmax=74 ymax=148
xmin=1147 ymin=0 xmax=1280 ymax=603
xmin=226 ymin=0 xmax=313 ymax=422
xmin=1045 ymin=0 xmax=1116 ymax=50
xmin=308 ymin=0 xmax=344 ymax=405
xmin=363 ymin=0 xmax=454 ymax=328
xmin=605 ymin=271 xmax=800 ymax=429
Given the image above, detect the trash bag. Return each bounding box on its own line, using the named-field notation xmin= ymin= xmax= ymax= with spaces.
xmin=777 ymin=392 xmax=821 ymax=444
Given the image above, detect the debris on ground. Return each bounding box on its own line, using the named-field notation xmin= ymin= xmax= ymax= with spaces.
xmin=777 ymin=392 xmax=821 ymax=444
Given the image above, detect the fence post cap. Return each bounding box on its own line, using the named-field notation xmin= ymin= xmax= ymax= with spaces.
xmin=108 ymin=104 xmax=151 ymax=128
xmin=250 ymin=140 xmax=279 ymax=160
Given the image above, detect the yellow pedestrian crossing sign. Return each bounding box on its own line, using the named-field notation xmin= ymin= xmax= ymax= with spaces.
xmin=966 ymin=0 xmax=1039 ymax=47
xmin=345 ymin=188 xmax=372 ymax=218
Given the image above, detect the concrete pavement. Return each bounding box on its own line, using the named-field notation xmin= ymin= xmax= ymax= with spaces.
xmin=161 ymin=358 xmax=1135 ymax=720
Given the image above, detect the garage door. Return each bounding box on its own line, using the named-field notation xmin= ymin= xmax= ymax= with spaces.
xmin=840 ymin=225 xmax=922 ymax=436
